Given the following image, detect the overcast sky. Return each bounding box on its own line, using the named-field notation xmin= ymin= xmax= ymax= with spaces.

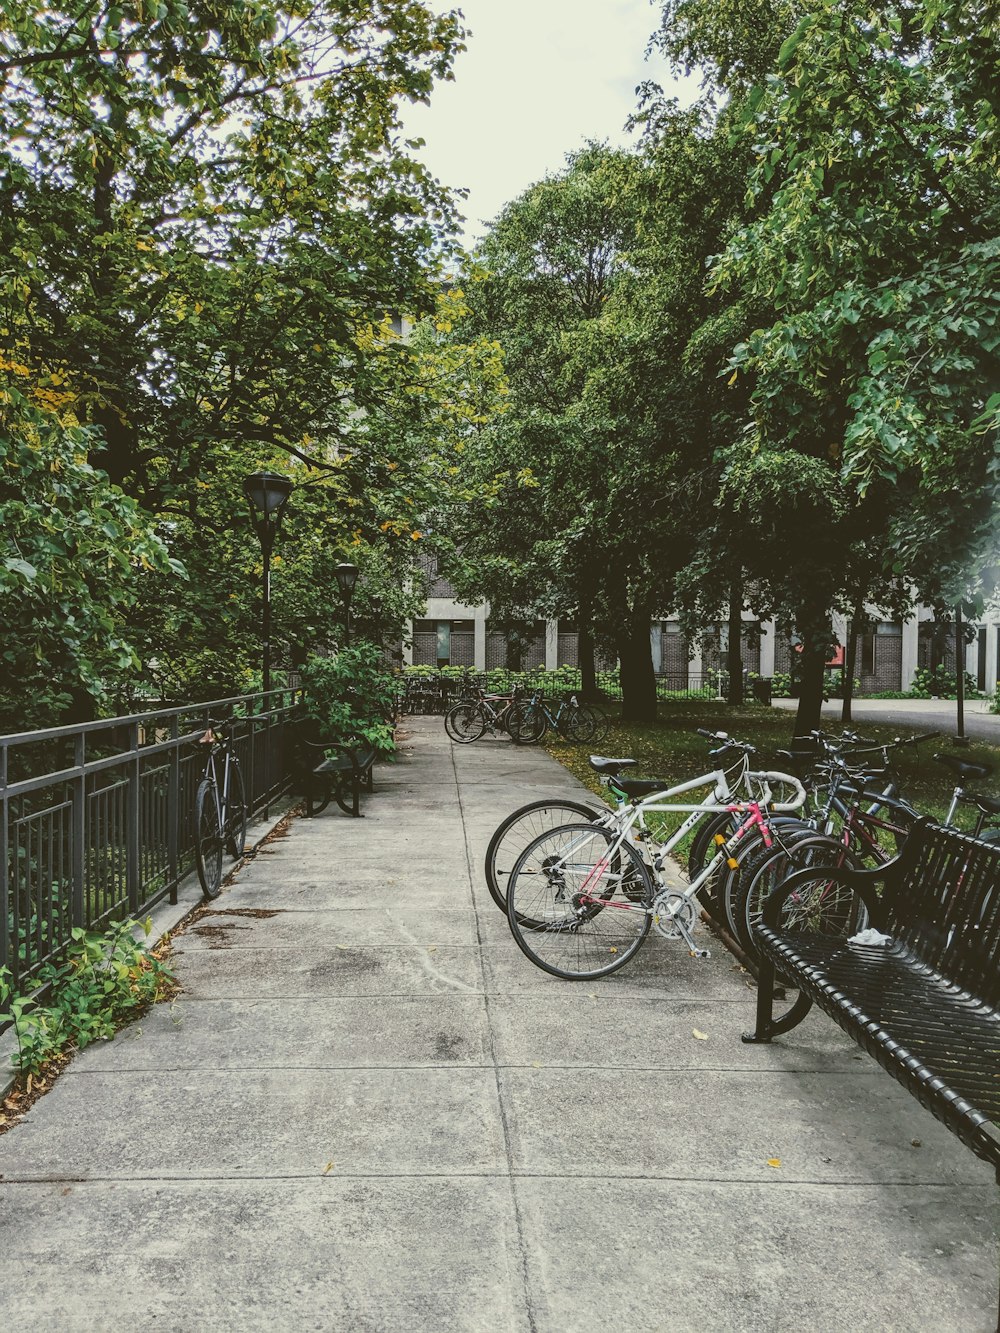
xmin=400 ymin=0 xmax=700 ymax=247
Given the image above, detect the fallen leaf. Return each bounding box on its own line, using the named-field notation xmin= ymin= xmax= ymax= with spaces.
xmin=531 ymin=1061 xmax=542 ymax=1068
xmin=692 ymin=1029 xmax=709 ymax=1041
xmin=322 ymin=1161 xmax=335 ymax=1175
xmin=427 ymin=946 xmax=437 ymax=953
xmin=767 ymin=1158 xmax=781 ymax=1168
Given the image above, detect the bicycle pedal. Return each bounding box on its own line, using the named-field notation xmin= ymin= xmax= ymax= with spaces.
xmin=689 ymin=947 xmax=711 ymax=960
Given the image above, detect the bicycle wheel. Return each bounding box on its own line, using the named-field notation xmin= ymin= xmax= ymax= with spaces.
xmin=563 ymin=703 xmax=609 ymax=745
xmin=734 ymin=834 xmax=859 ymax=959
xmin=445 ymin=703 xmax=485 ymax=743
xmin=506 ymin=823 xmax=652 ymax=980
xmin=715 ymin=820 xmax=816 ymax=941
xmin=194 ymin=778 xmax=224 ymax=899
xmin=225 ymin=760 xmax=248 ymax=859
xmin=485 ymin=797 xmax=604 ymax=916
xmin=509 ymin=704 xmax=547 ymax=745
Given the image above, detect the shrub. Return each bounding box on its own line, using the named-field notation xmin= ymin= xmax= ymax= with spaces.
xmin=0 ymin=920 xmax=176 ymax=1079
xmin=301 ymin=644 xmax=397 ymax=757
xmin=906 ymin=665 xmax=981 ymax=700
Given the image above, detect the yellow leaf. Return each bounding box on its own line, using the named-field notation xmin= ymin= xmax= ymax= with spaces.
xmin=767 ymin=1158 xmax=781 ymax=1168
xmin=322 ymin=1161 xmax=335 ymax=1174
xmin=692 ymin=1029 xmax=709 ymax=1041
xmin=727 ymin=370 xmax=738 ymax=386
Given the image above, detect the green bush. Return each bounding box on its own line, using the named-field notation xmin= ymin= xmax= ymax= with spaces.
xmin=0 ymin=919 xmax=176 ymax=1078
xmin=302 ymin=644 xmax=398 ymax=757
xmin=770 ymin=671 xmax=792 ymax=698
xmin=906 ymin=665 xmax=981 ymax=700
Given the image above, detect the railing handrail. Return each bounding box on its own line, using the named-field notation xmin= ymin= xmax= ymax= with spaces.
xmin=0 ymin=687 xmax=299 ymax=748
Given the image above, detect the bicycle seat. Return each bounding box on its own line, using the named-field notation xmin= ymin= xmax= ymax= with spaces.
xmin=611 ymin=778 xmax=671 ymax=800
xmin=589 ymin=756 xmax=639 ymax=775
xmin=934 ymin=753 xmax=993 ymax=783
xmin=973 ymin=791 xmax=1000 ymax=816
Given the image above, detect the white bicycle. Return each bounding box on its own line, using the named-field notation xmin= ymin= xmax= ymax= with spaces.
xmin=504 ymin=750 xmax=807 ymax=980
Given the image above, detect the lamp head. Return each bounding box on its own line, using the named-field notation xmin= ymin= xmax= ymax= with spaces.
xmin=334 ymin=562 xmax=359 ymax=601
xmin=243 ymin=471 xmax=294 ymax=519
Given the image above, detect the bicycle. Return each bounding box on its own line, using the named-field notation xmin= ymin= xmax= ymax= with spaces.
xmin=504 ymin=756 xmax=807 ymax=981
xmin=194 ymin=717 xmax=248 ymax=900
xmin=486 ymin=730 xmax=803 ymax=928
xmin=732 ymin=732 xmax=941 ymax=958
xmin=444 ymin=684 xmax=525 ymax=743
xmin=509 ymin=690 xmax=609 ymax=745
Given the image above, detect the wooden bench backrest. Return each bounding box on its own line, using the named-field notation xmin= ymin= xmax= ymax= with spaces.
xmin=883 ymin=821 xmax=1000 ymax=1009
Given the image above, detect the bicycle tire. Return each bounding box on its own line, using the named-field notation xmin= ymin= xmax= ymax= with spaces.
xmin=445 ymin=703 xmax=485 ymax=743
xmin=485 ymin=797 xmax=604 ymax=916
xmin=734 ymin=833 xmax=859 ymax=960
xmin=195 ymin=778 xmax=224 ymax=899
xmin=715 ymin=820 xmax=816 ymax=941
xmin=509 ymin=704 xmax=547 ymax=745
xmin=506 ymin=823 xmax=653 ymax=980
xmin=564 ymin=703 xmax=609 ymax=745
xmin=225 ymin=760 xmax=248 ymax=859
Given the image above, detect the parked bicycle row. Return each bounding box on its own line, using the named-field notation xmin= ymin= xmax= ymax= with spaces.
xmin=483 ymin=725 xmax=1000 ymax=1001
xmin=442 ymin=678 xmax=610 ymax=746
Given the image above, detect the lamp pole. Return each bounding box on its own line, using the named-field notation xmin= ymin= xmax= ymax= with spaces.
xmin=243 ymin=472 xmax=294 ymax=696
xmin=334 ymin=562 xmax=359 ymax=647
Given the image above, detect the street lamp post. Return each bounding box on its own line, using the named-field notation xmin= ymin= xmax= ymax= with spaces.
xmin=334 ymin=562 xmax=359 ymax=646
xmin=243 ymin=471 xmax=294 ymax=696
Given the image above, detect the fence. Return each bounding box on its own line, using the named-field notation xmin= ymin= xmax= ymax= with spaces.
xmin=397 ymin=669 xmax=773 ymax=712
xmin=1 ymin=690 xmax=304 ymax=992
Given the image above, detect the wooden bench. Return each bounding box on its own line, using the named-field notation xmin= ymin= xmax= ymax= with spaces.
xmin=294 ymin=731 xmax=376 ymax=818
xmin=744 ymin=819 xmax=1000 ymax=1309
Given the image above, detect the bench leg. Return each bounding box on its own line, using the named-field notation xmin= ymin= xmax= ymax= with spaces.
xmin=742 ymin=952 xmax=813 ymax=1043
xmin=306 ymin=774 xmax=332 ymax=818
xmin=334 ymin=775 xmax=362 ymax=818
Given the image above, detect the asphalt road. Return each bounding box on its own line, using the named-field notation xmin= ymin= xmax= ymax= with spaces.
xmin=772 ymin=695 xmax=1000 ymax=744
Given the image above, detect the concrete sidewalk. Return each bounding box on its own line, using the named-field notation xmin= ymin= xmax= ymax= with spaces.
xmin=0 ymin=718 xmax=995 ymax=1331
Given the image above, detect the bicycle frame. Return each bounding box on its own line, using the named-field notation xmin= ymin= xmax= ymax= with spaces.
xmin=539 ymin=765 xmax=806 ymax=954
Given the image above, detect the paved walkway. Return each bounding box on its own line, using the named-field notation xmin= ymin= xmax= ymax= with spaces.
xmin=0 ymin=719 xmax=996 ymax=1331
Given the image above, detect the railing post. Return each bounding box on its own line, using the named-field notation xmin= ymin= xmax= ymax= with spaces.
xmin=0 ymin=742 xmax=9 ymax=981
xmin=71 ymin=732 xmax=86 ymax=931
xmin=127 ymin=721 xmax=140 ymax=915
xmin=167 ymin=715 xmax=179 ymax=905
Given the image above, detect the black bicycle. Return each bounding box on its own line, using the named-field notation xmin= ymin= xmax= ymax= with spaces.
xmin=194 ymin=718 xmax=248 ymax=899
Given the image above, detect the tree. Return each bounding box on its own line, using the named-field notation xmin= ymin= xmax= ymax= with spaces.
xmin=450 ymin=133 xmax=748 ymax=720
xmin=653 ymin=0 xmax=1000 ymax=730
xmin=0 ymin=383 xmax=177 ymax=730
xmin=0 ymin=2 xmax=474 ymax=717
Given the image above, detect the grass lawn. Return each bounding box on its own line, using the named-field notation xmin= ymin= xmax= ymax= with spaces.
xmin=542 ymin=699 xmax=1000 ymax=834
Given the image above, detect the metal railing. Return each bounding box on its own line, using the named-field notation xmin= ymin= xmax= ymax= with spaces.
xmin=1 ymin=690 xmax=304 ymax=991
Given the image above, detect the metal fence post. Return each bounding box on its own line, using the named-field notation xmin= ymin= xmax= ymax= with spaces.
xmin=168 ymin=715 xmax=179 ymax=905
xmin=127 ymin=721 xmax=141 ymax=915
xmin=0 ymin=742 xmax=8 ymax=980
xmin=71 ymin=732 xmax=86 ymax=931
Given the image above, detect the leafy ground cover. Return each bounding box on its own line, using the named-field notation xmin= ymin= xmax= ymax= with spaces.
xmin=542 ymin=700 xmax=1000 ymax=834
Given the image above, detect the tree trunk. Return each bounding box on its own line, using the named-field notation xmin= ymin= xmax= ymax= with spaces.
xmin=578 ymin=622 xmax=598 ymax=701
xmin=619 ymin=609 xmax=657 ymax=723
xmin=726 ymin=581 xmax=744 ymax=706
xmin=841 ymin=600 xmax=863 ymax=725
xmin=794 ymin=639 xmax=828 ymax=735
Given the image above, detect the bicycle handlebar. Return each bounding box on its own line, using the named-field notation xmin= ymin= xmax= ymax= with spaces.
xmin=747 ymin=770 xmax=807 ymax=811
